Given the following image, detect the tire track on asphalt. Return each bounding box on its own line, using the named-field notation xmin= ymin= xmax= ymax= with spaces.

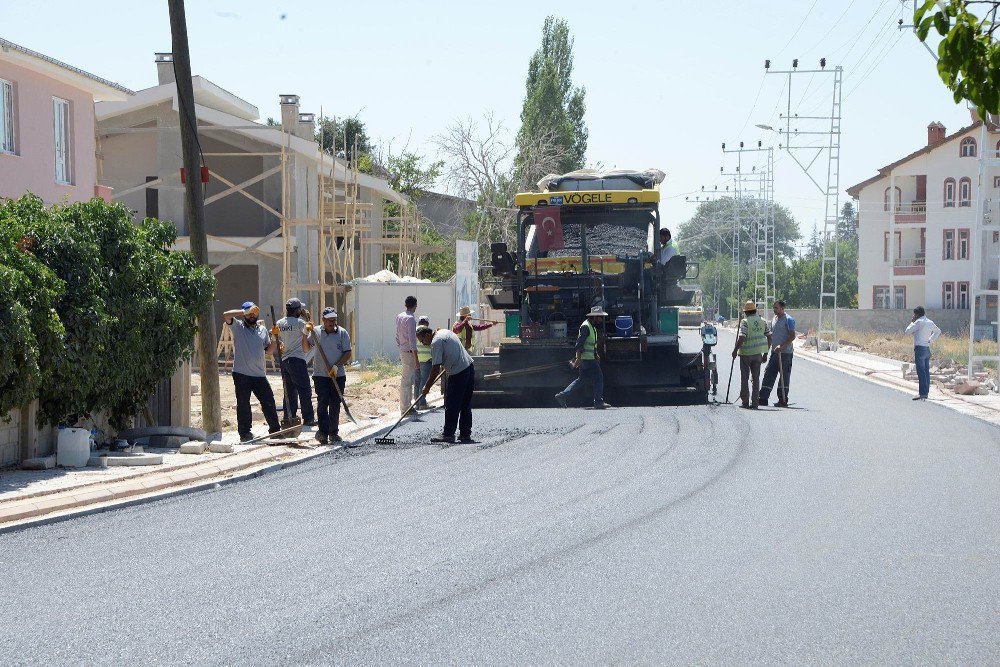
xmin=293 ymin=409 xmax=754 ymax=660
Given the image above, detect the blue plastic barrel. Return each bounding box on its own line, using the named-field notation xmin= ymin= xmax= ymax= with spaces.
xmin=614 ymin=315 xmax=633 ymax=337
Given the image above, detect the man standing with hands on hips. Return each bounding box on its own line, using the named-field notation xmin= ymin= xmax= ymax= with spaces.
xmin=395 ymin=295 xmax=419 ymax=414
xmin=307 ymin=307 xmax=352 ymax=444
xmin=905 ymin=306 xmax=941 ymax=401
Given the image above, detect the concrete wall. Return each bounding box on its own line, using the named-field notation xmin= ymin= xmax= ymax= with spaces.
xmin=788 ymin=308 xmax=976 ymax=337
xmin=0 ymin=58 xmax=99 ymax=204
xmin=347 ymin=283 xmax=456 ymax=362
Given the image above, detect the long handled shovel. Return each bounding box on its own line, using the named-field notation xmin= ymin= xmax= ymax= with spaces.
xmin=309 ymin=328 xmax=359 ymax=426
xmin=724 ymin=312 xmax=745 ymax=404
xmin=269 ymin=305 xmax=292 ymax=422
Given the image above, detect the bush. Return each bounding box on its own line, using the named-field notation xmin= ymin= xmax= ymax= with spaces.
xmin=0 ymin=195 xmax=215 ymax=428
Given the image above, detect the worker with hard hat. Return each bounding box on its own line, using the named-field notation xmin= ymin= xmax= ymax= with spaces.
xmin=452 ymin=305 xmax=495 ymax=354
xmin=555 ymin=306 xmax=608 ymax=409
xmin=731 ymin=300 xmax=771 ymax=409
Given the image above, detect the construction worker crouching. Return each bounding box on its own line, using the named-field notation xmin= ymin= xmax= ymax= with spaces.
xmin=418 ymin=326 xmax=476 ymax=444
xmin=731 ymin=300 xmax=771 ymax=410
xmin=555 ymin=306 xmax=608 ymax=409
xmin=223 ymin=301 xmax=282 ymax=441
xmin=307 ymin=307 xmax=352 ymax=444
xmin=452 ymin=305 xmax=495 ymax=353
xmin=274 ymin=297 xmax=315 ymax=428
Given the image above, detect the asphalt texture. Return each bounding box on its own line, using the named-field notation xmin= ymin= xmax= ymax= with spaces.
xmin=1 ymin=330 xmax=998 ymax=665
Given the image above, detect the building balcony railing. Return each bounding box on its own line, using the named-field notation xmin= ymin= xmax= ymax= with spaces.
xmin=884 ymin=202 xmax=927 ymax=213
xmin=893 ymin=255 xmax=925 ymax=276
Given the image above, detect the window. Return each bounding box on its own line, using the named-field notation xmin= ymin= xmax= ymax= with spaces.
xmin=958 ymin=281 xmax=970 ymax=309
xmin=920 ymin=227 xmax=926 ymax=255
xmin=894 ymin=286 xmax=906 ymax=310
xmin=883 ymin=186 xmax=902 ymax=211
xmin=959 ymin=177 xmax=972 ymax=206
xmin=994 ymin=175 xmax=1000 ymax=188
xmin=944 ymin=178 xmax=956 ymax=207
xmin=0 ymin=79 xmax=13 ymax=154
xmin=53 ymin=97 xmax=71 ymax=184
xmin=959 ymin=229 xmax=970 ymax=259
xmin=960 ymin=137 xmax=977 ymax=157
xmin=943 ymin=282 xmax=955 ymax=309
xmin=943 ymin=229 xmax=955 ymax=259
xmin=994 ymin=231 xmax=1000 ymax=243
xmin=874 ymin=286 xmax=891 ymax=309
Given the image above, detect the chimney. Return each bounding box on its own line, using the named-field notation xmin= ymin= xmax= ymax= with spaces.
xmin=279 ymin=94 xmax=300 ymax=134
xmin=927 ymin=121 xmax=946 ymax=146
xmin=155 ymin=52 xmax=175 ymax=85
xmin=298 ymin=112 xmax=316 ymax=141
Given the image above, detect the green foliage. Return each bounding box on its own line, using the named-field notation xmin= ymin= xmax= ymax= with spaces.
xmin=915 ymin=0 xmax=1000 ymax=115
xmin=677 ymin=198 xmax=802 ymax=261
xmin=315 ymin=115 xmax=374 ymax=163
xmin=517 ymin=16 xmax=588 ymax=177
xmin=0 ymin=195 xmax=214 ymax=429
xmin=386 ymin=152 xmax=443 ymax=202
xmin=420 ymin=225 xmax=456 ymax=283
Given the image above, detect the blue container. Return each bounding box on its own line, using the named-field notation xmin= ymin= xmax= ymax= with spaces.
xmin=614 ymin=315 xmax=633 ymax=337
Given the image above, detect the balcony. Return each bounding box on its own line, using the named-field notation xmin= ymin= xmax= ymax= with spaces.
xmin=893 ymin=255 xmax=925 ymax=276
xmin=888 ymin=202 xmax=926 ymax=224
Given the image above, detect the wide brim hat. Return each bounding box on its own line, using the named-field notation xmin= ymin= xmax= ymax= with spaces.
xmin=456 ymin=305 xmax=475 ymax=318
xmin=586 ymin=307 xmax=609 ymax=318
xmin=743 ymin=300 xmax=757 ymax=313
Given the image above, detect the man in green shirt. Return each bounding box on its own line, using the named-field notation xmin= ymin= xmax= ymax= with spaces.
xmin=731 ymin=300 xmax=771 ymax=410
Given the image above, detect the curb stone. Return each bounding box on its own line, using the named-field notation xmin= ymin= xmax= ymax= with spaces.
xmin=0 ymin=399 xmax=442 ymax=534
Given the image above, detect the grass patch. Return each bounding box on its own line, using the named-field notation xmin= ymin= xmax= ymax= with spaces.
xmin=349 ymin=354 xmax=402 ymax=388
xmin=838 ymin=327 xmax=998 ymax=368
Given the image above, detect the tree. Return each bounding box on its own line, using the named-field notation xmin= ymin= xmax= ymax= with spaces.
xmin=383 ymin=151 xmax=443 ymax=202
xmin=915 ymin=1 xmax=1000 ymax=116
xmin=517 ymin=16 xmax=588 ymax=180
xmin=315 ymin=115 xmax=373 ymax=162
xmin=677 ymin=198 xmax=802 ymax=262
xmin=0 ymin=195 xmax=214 ymax=428
xmin=437 ymin=113 xmax=565 ymax=258
xmin=838 ymin=201 xmax=858 ymax=243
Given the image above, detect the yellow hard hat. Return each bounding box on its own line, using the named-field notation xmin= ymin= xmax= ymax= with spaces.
xmin=743 ymin=300 xmax=757 ymax=313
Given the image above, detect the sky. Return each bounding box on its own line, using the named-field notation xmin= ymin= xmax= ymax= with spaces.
xmin=1 ymin=0 xmax=974 ymax=247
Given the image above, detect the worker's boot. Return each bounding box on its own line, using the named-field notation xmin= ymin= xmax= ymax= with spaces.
xmin=431 ymin=434 xmax=456 ymax=444
xmin=315 ymin=432 xmax=328 ymax=445
xmin=554 ymin=393 xmax=568 ymax=408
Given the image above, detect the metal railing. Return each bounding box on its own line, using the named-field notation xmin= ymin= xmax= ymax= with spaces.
xmin=885 ymin=202 xmax=927 ymax=213
xmin=893 ymin=256 xmax=925 ymax=267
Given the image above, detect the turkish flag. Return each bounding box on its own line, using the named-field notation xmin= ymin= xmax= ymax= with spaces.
xmin=534 ymin=206 xmax=564 ymax=252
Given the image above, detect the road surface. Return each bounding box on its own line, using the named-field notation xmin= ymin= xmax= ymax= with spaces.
xmin=1 ymin=331 xmax=998 ymax=665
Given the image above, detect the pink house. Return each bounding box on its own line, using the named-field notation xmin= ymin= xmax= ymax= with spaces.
xmin=0 ymin=38 xmax=132 ymax=206
xmin=0 ymin=39 xmax=131 ymax=465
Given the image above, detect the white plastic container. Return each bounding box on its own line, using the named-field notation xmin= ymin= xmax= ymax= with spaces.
xmin=57 ymin=427 xmax=92 ymax=467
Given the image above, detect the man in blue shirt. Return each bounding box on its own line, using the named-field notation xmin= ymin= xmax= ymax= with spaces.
xmin=223 ymin=301 xmax=282 ymax=441
xmin=758 ymin=299 xmax=796 ymax=407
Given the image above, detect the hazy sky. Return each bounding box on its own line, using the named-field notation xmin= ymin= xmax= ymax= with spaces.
xmin=2 ymin=0 xmax=972 ymax=246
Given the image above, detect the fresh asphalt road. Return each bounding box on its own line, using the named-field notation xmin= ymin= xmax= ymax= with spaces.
xmin=1 ymin=330 xmax=998 ymax=665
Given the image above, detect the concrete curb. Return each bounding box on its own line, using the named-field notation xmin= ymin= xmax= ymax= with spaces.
xmin=0 ymin=399 xmax=442 ymax=535
xmin=794 ymin=345 xmax=1000 ymax=425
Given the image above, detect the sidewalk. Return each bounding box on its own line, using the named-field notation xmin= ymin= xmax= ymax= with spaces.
xmin=793 ymin=340 xmax=1000 ymax=428
xmin=0 ymin=395 xmax=442 ymax=532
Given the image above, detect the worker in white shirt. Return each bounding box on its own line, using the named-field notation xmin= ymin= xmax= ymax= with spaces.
xmin=658 ymin=227 xmax=680 ymax=267
xmin=904 ymin=306 xmax=942 ymax=400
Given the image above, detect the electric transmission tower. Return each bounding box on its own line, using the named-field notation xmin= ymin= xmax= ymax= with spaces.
xmin=764 ymin=58 xmax=843 ymax=352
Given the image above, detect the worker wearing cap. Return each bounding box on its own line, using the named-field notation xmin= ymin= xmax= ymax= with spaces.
xmin=732 ymin=300 xmax=771 ymax=410
xmin=273 ymin=297 xmax=315 ymax=428
xmin=308 ymin=307 xmax=352 ymax=444
xmin=418 ymin=326 xmax=475 ymax=444
xmin=555 ymin=306 xmax=608 ymax=409
xmin=415 ymin=315 xmax=432 ymax=410
xmin=452 ymin=305 xmax=494 ymax=354
xmin=223 ymin=301 xmax=282 ymax=441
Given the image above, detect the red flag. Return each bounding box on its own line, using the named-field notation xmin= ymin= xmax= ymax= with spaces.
xmin=534 ymin=206 xmax=564 ymax=252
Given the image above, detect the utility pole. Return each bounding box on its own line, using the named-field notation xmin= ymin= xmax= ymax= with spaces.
xmin=168 ymin=0 xmax=221 ymax=436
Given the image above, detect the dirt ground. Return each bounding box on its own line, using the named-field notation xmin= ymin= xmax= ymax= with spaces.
xmin=190 ymin=366 xmax=441 ymax=431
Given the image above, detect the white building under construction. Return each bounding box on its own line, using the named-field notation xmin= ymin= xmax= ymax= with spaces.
xmin=96 ymin=53 xmax=432 ymax=323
